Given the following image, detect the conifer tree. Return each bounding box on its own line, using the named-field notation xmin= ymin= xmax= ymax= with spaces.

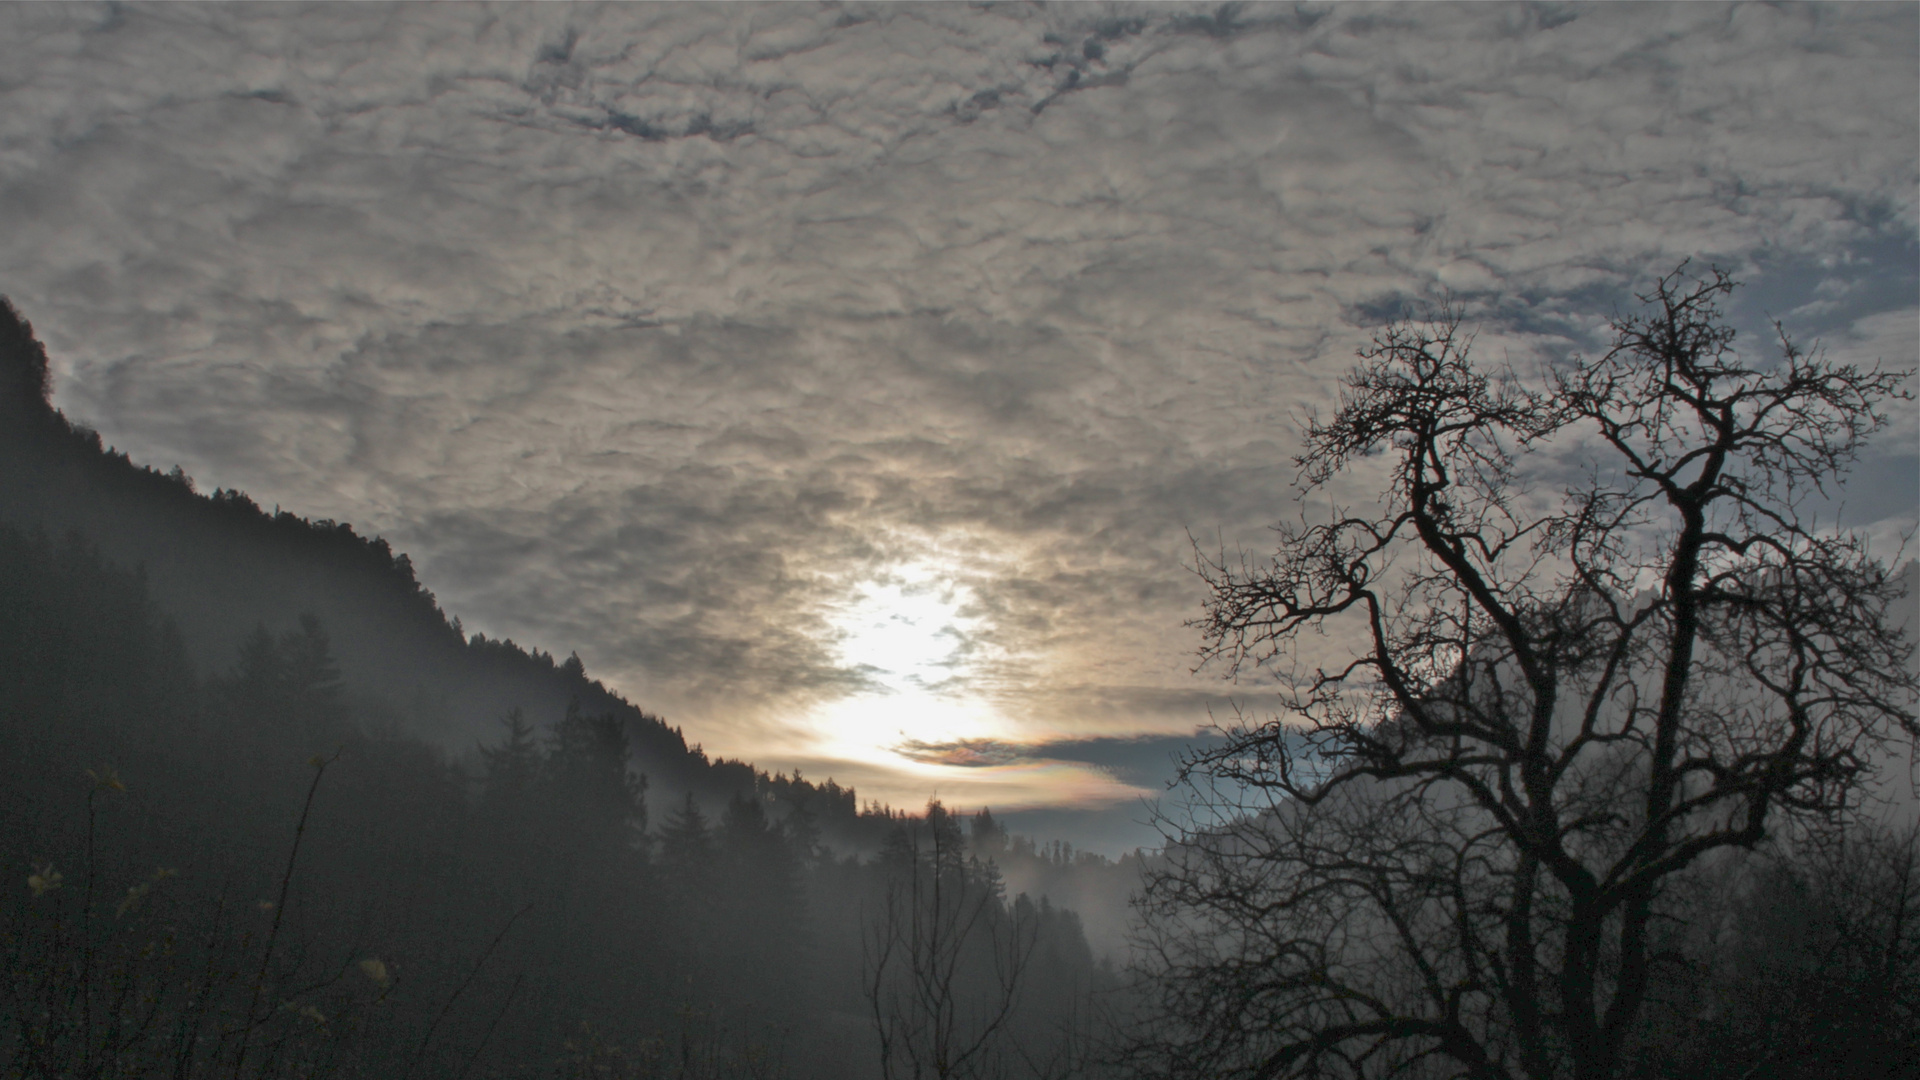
xmin=548 ymin=699 xmax=647 ymax=846
xmin=969 ymin=808 xmax=1009 ymax=861
xmin=218 ymin=615 xmax=348 ymax=754
xmin=479 ymin=706 xmax=542 ymax=817
xmin=659 ymin=792 xmax=713 ymax=872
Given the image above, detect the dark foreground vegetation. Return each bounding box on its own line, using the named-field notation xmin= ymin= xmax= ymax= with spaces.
xmin=4 ymin=261 xmax=1917 ymax=1080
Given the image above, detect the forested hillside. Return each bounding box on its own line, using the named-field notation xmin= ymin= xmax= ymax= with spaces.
xmin=0 ymin=299 xmax=1127 ymax=1078
xmin=0 ymin=298 xmax=704 ymax=794
xmin=0 ymin=298 xmax=1129 ymax=857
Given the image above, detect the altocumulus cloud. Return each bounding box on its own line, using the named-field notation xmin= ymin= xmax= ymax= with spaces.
xmin=0 ymin=2 xmax=1913 ymax=821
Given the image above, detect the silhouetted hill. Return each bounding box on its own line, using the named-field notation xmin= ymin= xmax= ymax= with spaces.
xmin=0 ymin=297 xmax=720 ymax=802
xmin=0 ymin=297 xmax=1159 ymax=876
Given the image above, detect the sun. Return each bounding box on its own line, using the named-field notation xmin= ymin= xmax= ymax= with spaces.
xmin=835 ymin=565 xmax=977 ymax=695
xmin=814 ymin=561 xmax=1000 ymax=761
xmin=788 ymin=555 xmax=1159 ymax=813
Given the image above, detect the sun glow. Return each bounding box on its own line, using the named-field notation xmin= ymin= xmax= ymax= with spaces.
xmin=834 ymin=566 xmax=980 ymax=698
xmin=815 ymin=562 xmax=1000 ymax=761
xmin=804 ymin=557 xmax=1157 ymax=813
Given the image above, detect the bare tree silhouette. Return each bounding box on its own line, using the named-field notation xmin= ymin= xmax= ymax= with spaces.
xmin=866 ymin=805 xmax=1038 ymax=1080
xmin=1135 ymin=263 xmax=1918 ymax=1080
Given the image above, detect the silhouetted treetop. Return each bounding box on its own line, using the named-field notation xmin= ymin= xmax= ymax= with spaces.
xmin=0 ymin=297 xmax=54 ymax=424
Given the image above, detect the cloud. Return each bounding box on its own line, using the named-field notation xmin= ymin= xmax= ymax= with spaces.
xmin=0 ymin=2 xmax=1912 ymax=824
xmin=895 ymin=738 xmax=1027 ymax=769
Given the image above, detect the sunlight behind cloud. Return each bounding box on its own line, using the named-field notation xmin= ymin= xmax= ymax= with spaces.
xmin=833 ymin=564 xmax=980 ymax=697
xmin=817 ymin=560 xmax=996 ymax=759
xmin=808 ymin=558 xmax=1153 ymax=811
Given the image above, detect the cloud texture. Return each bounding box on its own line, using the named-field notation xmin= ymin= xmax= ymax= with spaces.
xmin=1 ymin=2 xmax=1913 ymax=832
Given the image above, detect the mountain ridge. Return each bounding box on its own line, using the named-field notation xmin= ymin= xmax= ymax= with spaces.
xmin=0 ymin=295 xmax=743 ymax=807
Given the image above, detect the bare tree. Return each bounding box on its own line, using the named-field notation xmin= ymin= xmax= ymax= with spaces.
xmin=865 ymin=805 xmax=1039 ymax=1080
xmin=1134 ymin=264 xmax=1917 ymax=1080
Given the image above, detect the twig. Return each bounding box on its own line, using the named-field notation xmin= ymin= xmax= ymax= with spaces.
xmin=230 ymin=753 xmax=336 ymax=1080
xmin=453 ymin=972 xmax=524 ymax=1080
xmin=403 ymin=900 xmax=534 ymax=1079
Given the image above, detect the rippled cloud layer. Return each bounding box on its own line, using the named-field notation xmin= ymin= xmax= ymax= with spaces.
xmin=2 ymin=2 xmax=1913 ymax=832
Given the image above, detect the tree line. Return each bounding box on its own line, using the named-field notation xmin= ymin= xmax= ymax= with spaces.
xmin=0 ymin=523 xmax=1117 ymax=1078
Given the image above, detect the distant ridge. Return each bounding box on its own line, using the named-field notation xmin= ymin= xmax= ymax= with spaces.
xmin=0 ymin=296 xmax=731 ymax=802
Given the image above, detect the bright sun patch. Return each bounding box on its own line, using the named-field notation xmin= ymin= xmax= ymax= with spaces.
xmin=832 ymin=565 xmax=980 ymax=697
xmin=807 ymin=559 xmax=1156 ymax=812
xmin=817 ymin=562 xmax=999 ymax=761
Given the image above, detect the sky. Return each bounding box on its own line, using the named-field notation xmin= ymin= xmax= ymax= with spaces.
xmin=1 ymin=2 xmax=1915 ymax=853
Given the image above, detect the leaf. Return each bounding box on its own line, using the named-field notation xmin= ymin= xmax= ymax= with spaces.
xmin=85 ymin=766 xmax=126 ymax=792
xmin=116 ymin=882 xmax=152 ymax=918
xmin=27 ymin=865 xmax=62 ymax=897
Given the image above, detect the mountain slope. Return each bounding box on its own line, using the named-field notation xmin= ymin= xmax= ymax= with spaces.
xmin=0 ymin=297 xmax=706 ymax=790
